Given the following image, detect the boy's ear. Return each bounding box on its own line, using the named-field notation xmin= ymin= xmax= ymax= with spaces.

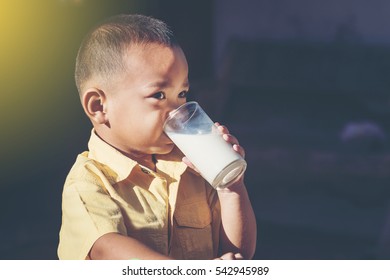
xmin=82 ymin=88 xmax=108 ymax=124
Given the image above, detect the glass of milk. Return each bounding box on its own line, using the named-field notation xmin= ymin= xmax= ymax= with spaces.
xmin=163 ymin=101 xmax=247 ymax=189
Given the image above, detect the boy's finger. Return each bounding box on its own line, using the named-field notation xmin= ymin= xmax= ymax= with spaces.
xmin=218 ymin=252 xmax=235 ymax=260
xmin=215 ymin=122 xmax=230 ymax=134
xmin=233 ymin=144 xmax=245 ymax=158
xmin=234 ymin=253 xmax=244 ymax=260
xmin=222 ymin=133 xmax=239 ymax=146
xmin=215 ymin=122 xmax=245 ymax=157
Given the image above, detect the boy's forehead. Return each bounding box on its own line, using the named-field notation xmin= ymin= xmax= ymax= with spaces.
xmin=123 ymin=43 xmax=187 ymax=73
xmin=113 ymin=43 xmax=188 ymax=90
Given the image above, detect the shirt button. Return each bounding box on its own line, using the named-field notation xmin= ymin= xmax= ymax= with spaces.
xmin=141 ymin=167 xmax=151 ymax=174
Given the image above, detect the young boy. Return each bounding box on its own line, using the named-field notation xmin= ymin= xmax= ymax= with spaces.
xmin=58 ymin=14 xmax=256 ymax=260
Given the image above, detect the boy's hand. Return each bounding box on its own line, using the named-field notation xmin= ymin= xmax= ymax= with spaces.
xmin=214 ymin=252 xmax=244 ymax=260
xmin=215 ymin=122 xmax=245 ymax=159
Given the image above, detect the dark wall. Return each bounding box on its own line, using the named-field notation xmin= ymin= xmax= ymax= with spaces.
xmin=155 ymin=1 xmax=214 ymax=80
xmin=3 ymin=0 xmax=390 ymax=260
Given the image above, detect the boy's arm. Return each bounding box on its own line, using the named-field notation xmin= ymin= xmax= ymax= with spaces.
xmin=90 ymin=232 xmax=249 ymax=260
xmin=89 ymin=233 xmax=173 ymax=260
xmin=214 ymin=123 xmax=257 ymax=259
xmin=217 ymin=180 xmax=257 ymax=259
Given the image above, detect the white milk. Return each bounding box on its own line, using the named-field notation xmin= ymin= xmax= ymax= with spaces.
xmin=166 ymin=132 xmax=246 ymax=187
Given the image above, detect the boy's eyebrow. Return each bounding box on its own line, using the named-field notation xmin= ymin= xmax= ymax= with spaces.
xmin=146 ymin=80 xmax=169 ymax=88
xmin=146 ymin=80 xmax=190 ymax=88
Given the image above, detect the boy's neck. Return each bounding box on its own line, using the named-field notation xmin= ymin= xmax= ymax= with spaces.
xmin=127 ymin=152 xmax=157 ymax=171
xmin=141 ymin=154 xmax=157 ymax=171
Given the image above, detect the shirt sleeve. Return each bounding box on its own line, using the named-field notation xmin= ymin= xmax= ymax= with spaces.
xmin=58 ymin=162 xmax=126 ymax=260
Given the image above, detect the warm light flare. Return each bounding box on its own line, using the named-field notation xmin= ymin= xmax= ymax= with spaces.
xmin=0 ymin=0 xmax=144 ymax=174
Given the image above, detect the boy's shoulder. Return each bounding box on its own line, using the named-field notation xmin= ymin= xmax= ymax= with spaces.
xmin=64 ymin=151 xmax=110 ymax=187
xmin=68 ymin=151 xmax=96 ymax=174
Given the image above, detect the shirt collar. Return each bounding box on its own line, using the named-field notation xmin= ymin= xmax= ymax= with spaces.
xmin=87 ymin=129 xmax=138 ymax=182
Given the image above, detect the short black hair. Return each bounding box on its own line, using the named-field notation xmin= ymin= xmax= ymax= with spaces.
xmin=75 ymin=14 xmax=177 ymax=94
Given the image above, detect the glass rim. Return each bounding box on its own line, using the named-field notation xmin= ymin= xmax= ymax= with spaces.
xmin=163 ymin=101 xmax=199 ymax=130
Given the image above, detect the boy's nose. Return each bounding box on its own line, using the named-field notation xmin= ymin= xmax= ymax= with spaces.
xmin=168 ymin=100 xmax=186 ymax=114
xmin=164 ymin=101 xmax=187 ymax=122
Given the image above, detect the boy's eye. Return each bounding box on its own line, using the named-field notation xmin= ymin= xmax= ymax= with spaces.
xmin=152 ymin=92 xmax=166 ymax=100
xmin=178 ymin=90 xmax=188 ymax=98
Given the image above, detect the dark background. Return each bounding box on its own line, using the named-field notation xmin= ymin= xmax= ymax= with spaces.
xmin=2 ymin=0 xmax=390 ymax=259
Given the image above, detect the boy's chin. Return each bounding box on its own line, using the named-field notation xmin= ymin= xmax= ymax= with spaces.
xmin=153 ymin=143 xmax=175 ymax=155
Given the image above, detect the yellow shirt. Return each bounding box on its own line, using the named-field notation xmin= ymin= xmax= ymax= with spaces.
xmin=58 ymin=130 xmax=221 ymax=260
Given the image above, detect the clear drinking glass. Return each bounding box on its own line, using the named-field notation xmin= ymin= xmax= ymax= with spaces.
xmin=163 ymin=101 xmax=247 ymax=189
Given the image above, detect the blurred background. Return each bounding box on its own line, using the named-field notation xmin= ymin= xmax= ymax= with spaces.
xmin=2 ymin=0 xmax=390 ymax=259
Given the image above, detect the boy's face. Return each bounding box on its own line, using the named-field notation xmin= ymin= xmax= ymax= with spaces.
xmin=103 ymin=43 xmax=189 ymax=156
